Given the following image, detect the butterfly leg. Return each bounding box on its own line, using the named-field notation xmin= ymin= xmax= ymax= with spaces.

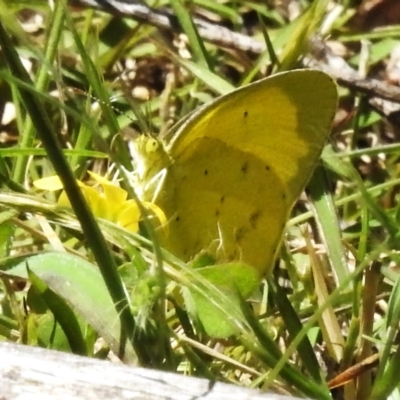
xmin=149 ymin=168 xmax=167 ymax=203
xmin=215 ymin=221 xmax=243 ymax=263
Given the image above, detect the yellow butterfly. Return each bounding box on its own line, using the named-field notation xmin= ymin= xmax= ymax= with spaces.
xmin=131 ymin=70 xmax=337 ymax=276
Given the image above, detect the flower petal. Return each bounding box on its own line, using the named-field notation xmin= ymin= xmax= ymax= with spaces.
xmin=33 ymin=176 xmax=64 ymax=191
xmin=116 ymin=200 xmax=141 ymax=232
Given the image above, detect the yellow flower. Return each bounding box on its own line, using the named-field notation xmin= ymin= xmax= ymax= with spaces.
xmin=33 ymin=172 xmax=165 ymax=233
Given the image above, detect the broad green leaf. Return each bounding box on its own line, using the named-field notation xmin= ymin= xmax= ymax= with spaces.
xmin=186 ymin=262 xmax=259 ymax=338
xmin=5 ymin=251 xmax=136 ymax=363
xmin=27 ymin=266 xmax=87 ymax=356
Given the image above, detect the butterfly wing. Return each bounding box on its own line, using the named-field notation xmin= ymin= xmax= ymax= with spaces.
xmin=157 ymin=137 xmax=287 ymax=271
xmin=153 ymin=70 xmax=337 ymax=274
xmin=169 ymin=70 xmax=337 ymax=206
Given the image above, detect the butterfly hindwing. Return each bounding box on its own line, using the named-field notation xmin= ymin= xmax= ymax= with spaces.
xmin=156 ymin=137 xmax=287 ymax=272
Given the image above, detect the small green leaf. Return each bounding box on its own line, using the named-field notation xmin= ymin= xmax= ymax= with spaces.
xmin=186 ymin=262 xmax=259 ymax=338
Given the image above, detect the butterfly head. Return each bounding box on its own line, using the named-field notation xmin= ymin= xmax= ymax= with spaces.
xmin=130 ymin=135 xmax=171 ymax=201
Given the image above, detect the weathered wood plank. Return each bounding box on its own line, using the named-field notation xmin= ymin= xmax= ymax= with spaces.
xmin=0 ymin=342 xmax=304 ymax=400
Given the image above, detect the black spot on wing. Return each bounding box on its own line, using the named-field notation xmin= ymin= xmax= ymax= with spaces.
xmin=241 ymin=161 xmax=249 ymax=174
xmin=234 ymin=227 xmax=247 ymax=244
xmin=220 ymin=196 xmax=225 ymax=204
xmin=265 ymin=165 xmax=270 ymax=171
xmin=249 ymin=210 xmax=261 ymax=229
xmin=243 ymin=111 xmax=248 ymax=118
xmin=204 ymin=169 xmax=208 ymax=176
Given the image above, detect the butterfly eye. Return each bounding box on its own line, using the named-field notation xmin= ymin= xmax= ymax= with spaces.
xmin=146 ymin=138 xmax=159 ymax=154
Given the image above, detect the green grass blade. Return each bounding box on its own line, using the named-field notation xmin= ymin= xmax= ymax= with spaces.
xmin=169 ymin=0 xmax=212 ymax=70
xmin=27 ymin=265 xmax=88 ymax=356
xmin=9 ymin=0 xmax=65 ymax=184
xmin=268 ymin=278 xmax=325 ymax=385
xmin=308 ymin=165 xmax=351 ymax=287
